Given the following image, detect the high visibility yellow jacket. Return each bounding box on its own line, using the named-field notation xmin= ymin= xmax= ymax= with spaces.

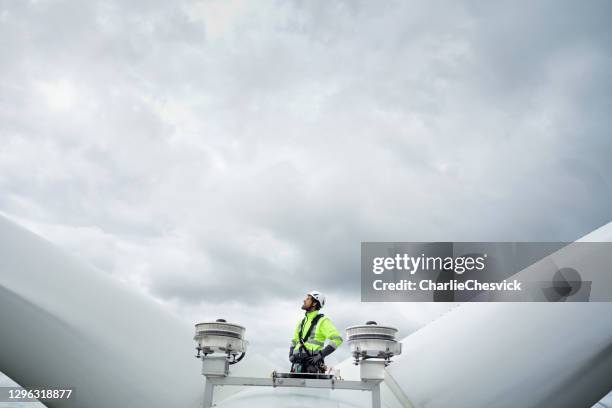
xmin=291 ymin=310 xmax=343 ymax=353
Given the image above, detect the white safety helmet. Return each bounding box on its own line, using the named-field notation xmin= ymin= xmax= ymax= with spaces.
xmin=307 ymin=290 xmax=326 ymax=309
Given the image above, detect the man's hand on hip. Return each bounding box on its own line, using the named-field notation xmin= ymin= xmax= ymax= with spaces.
xmin=307 ymin=352 xmax=324 ymax=365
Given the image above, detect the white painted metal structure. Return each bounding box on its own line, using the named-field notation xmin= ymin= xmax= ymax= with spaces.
xmin=1 ymin=215 xmax=611 ymax=407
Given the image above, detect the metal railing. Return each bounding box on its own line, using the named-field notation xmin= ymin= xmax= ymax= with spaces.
xmin=202 ymin=371 xmax=383 ymax=408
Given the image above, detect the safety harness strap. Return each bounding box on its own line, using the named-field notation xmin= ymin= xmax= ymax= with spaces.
xmin=298 ymin=313 xmax=324 ymax=355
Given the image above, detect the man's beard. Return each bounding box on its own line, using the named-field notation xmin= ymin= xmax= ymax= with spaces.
xmin=302 ymin=303 xmax=315 ymax=311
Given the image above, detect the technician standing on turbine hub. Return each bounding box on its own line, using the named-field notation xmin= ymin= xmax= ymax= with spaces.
xmin=289 ymin=291 xmax=343 ymax=373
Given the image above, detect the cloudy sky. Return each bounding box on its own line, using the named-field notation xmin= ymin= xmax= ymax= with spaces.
xmin=1 ymin=0 xmax=611 ymax=392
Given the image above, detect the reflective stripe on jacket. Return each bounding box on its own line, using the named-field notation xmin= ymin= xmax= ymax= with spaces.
xmin=291 ymin=310 xmax=343 ymax=353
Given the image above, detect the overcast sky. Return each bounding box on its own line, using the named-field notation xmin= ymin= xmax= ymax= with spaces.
xmin=1 ymin=0 xmax=611 ymax=390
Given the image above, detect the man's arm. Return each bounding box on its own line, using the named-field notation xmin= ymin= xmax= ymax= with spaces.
xmin=307 ymin=318 xmax=343 ymax=364
xmin=289 ymin=320 xmax=301 ymax=362
xmin=320 ymin=318 xmax=343 ymax=350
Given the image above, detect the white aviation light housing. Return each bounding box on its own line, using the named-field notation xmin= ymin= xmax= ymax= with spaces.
xmin=194 ymin=319 xmax=247 ymax=376
xmin=346 ymin=321 xmax=402 ymax=380
xmin=194 ymin=319 xmax=247 ymax=356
